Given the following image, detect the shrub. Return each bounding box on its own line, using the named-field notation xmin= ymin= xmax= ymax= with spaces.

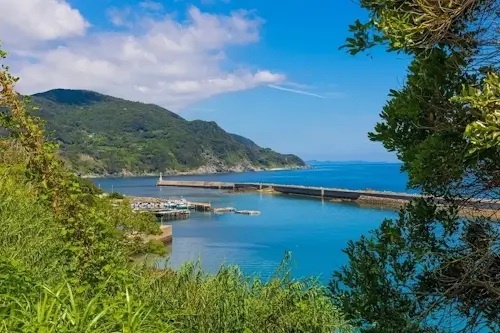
xmin=108 ymin=191 xmax=125 ymax=199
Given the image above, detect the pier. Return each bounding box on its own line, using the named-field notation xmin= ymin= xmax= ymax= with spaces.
xmin=189 ymin=202 xmax=213 ymax=211
xmin=130 ymin=195 xmax=260 ymax=217
xmin=156 ymin=180 xmax=500 ymax=212
xmin=150 ymin=209 xmax=190 ymax=221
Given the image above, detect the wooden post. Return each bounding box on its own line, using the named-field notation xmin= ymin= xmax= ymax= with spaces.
xmin=321 ymin=187 xmax=324 ymax=198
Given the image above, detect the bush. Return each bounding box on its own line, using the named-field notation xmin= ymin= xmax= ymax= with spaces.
xmin=108 ymin=191 xmax=125 ymax=199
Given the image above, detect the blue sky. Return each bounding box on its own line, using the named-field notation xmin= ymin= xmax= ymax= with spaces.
xmin=2 ymin=0 xmax=411 ymax=161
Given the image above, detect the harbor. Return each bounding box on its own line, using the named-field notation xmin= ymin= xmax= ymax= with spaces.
xmin=155 ymin=179 xmax=500 ymax=215
xmin=128 ymin=196 xmax=261 ymax=220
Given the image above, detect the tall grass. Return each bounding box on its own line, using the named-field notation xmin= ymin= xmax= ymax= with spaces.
xmin=0 ymin=168 xmax=65 ymax=283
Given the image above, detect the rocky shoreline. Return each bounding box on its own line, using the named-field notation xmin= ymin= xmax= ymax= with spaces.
xmin=80 ymin=164 xmax=311 ymax=179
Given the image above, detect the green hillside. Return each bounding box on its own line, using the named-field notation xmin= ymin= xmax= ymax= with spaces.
xmin=29 ymin=89 xmax=304 ymax=176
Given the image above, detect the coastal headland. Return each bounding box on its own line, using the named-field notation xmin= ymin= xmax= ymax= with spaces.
xmin=156 ymin=180 xmax=500 ymax=218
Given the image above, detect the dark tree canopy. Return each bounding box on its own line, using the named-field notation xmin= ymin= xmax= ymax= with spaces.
xmin=330 ymin=1 xmax=500 ymax=332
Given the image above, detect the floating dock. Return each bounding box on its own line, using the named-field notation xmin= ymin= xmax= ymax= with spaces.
xmin=151 ymin=209 xmax=190 ymax=221
xmin=213 ymin=207 xmax=235 ymax=213
xmin=235 ymin=210 xmax=261 ymax=215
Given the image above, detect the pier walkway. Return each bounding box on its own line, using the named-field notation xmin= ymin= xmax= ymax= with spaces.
xmin=156 ymin=180 xmax=500 ymax=211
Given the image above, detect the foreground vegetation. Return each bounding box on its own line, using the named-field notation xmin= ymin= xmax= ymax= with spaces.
xmin=330 ymin=0 xmax=500 ymax=332
xmin=0 ymin=45 xmax=349 ymax=332
xmin=27 ymin=89 xmax=304 ymax=176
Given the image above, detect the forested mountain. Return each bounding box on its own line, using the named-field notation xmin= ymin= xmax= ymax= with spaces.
xmin=28 ymin=89 xmax=304 ymax=176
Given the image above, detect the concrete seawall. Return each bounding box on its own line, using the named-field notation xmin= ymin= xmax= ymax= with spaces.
xmin=156 ymin=180 xmax=500 ymax=212
xmin=157 ymin=180 xmax=421 ymax=201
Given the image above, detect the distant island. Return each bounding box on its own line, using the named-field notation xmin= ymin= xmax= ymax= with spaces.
xmin=27 ymin=89 xmax=305 ymax=177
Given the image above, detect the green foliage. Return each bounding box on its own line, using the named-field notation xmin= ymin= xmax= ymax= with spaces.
xmin=0 ymin=258 xmax=350 ymax=333
xmin=453 ymin=72 xmax=500 ymax=153
xmin=330 ymin=1 xmax=500 ymax=332
xmin=0 ymin=274 xmax=175 ymax=333
xmin=134 ymin=257 xmax=353 ymax=333
xmin=330 ymin=201 xmax=463 ymax=333
xmin=72 ymin=175 xmax=104 ymax=195
xmin=108 ymin=191 xmax=125 ymax=199
xmin=368 ymin=49 xmax=474 ymax=192
xmin=341 ymin=0 xmax=497 ymax=55
xmin=27 ymin=89 xmax=304 ymax=176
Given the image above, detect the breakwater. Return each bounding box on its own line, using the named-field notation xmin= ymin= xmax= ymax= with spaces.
xmin=156 ymin=180 xmax=500 ymax=213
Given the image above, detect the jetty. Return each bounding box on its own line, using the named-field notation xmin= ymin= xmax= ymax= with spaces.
xmin=235 ymin=210 xmax=261 ymax=215
xmin=149 ymin=209 xmax=190 ymax=221
xmin=189 ymin=202 xmax=212 ymax=211
xmin=213 ymin=207 xmax=235 ymax=213
xmin=156 ymin=179 xmax=500 ymax=212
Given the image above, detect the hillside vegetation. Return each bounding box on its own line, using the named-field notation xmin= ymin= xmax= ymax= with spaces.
xmin=29 ymin=89 xmax=304 ymax=176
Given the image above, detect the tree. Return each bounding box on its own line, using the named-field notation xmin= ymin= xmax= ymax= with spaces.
xmin=329 ymin=1 xmax=500 ymax=332
xmin=0 ymin=43 xmax=162 ymax=289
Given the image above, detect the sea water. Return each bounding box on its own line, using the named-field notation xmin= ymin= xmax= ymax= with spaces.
xmin=94 ymin=162 xmax=406 ymax=283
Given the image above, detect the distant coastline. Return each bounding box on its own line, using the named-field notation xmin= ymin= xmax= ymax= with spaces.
xmin=306 ymin=160 xmax=402 ymax=165
xmin=80 ymin=164 xmax=312 ymax=179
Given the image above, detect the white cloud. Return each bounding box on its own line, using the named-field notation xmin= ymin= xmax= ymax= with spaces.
xmin=254 ymin=71 xmax=286 ymax=83
xmin=267 ymin=84 xmax=326 ymax=99
xmin=2 ymin=1 xmax=285 ymax=111
xmin=0 ymin=0 xmax=89 ymax=48
xmin=107 ymin=7 xmax=131 ymax=27
xmin=139 ymin=1 xmax=164 ymax=11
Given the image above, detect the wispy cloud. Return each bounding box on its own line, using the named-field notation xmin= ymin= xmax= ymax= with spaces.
xmin=201 ymin=0 xmax=231 ymax=4
xmin=267 ymin=84 xmax=326 ymax=99
xmin=280 ymin=82 xmax=316 ymax=90
xmin=139 ymin=1 xmax=164 ymax=11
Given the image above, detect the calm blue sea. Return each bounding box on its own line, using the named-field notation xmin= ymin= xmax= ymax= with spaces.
xmin=93 ymin=162 xmax=407 ymax=283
